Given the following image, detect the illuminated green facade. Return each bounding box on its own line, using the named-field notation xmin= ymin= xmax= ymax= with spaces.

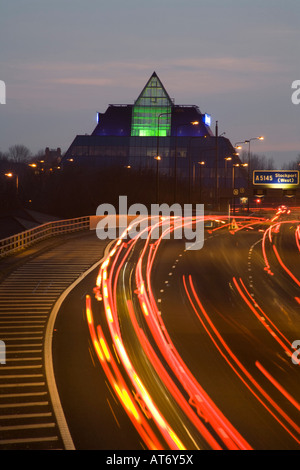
xmin=131 ymin=72 xmax=173 ymax=137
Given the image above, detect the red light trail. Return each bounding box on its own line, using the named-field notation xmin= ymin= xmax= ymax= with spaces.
xmin=85 ymin=212 xmax=300 ymax=449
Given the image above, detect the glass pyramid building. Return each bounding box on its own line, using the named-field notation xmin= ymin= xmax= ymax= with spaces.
xmin=131 ymin=72 xmax=173 ymax=137
xmin=63 ymin=71 xmax=246 ymax=205
xmin=89 ymin=71 xmax=212 ymax=139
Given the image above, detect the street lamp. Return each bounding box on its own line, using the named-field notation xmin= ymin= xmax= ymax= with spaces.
xmin=215 ymin=123 xmax=226 ymax=210
xmin=245 ymin=136 xmax=264 ymax=211
xmin=224 ymin=157 xmax=232 ymax=188
xmin=157 ymin=112 xmax=172 ymax=158
xmin=5 ymin=172 xmax=19 ymax=196
xmin=232 ymin=164 xmax=239 ymax=186
xmin=154 ymin=156 xmax=161 ymax=204
xmin=232 ymin=163 xmax=248 ymax=213
xmin=176 ymin=121 xmax=199 ymax=203
xmin=245 ymin=136 xmax=264 ymax=171
xmin=234 ymin=142 xmax=244 ymax=149
xmin=156 ymin=112 xmax=171 ymax=205
xmin=198 ymin=161 xmax=205 ymax=203
xmin=232 ymin=164 xmax=240 ymax=214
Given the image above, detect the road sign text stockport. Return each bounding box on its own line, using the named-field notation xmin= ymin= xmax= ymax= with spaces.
xmin=253 ymin=170 xmax=299 ymax=188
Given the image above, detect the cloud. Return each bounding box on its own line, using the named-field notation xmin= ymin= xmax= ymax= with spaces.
xmin=52 ymin=77 xmax=112 ymax=86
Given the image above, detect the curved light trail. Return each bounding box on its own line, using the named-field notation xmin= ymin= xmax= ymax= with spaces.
xmin=84 ymin=210 xmax=300 ymax=450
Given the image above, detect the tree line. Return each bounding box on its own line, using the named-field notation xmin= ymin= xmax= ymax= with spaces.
xmin=240 ymin=151 xmax=300 ymax=171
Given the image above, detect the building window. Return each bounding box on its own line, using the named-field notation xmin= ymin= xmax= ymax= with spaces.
xmin=131 ymin=73 xmax=172 ymax=138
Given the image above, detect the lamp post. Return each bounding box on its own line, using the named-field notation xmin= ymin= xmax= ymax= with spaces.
xmin=224 ymin=157 xmax=232 ymax=188
xmin=189 ymin=124 xmax=200 ymax=202
xmin=214 ymin=126 xmax=226 ymax=211
xmin=175 ymin=121 xmax=199 ymax=203
xmin=215 ymin=121 xmax=219 ymax=210
xmin=5 ymin=172 xmax=19 ymax=197
xmin=154 ymin=156 xmax=161 ymax=204
xmin=198 ymin=161 xmax=205 ymax=203
xmin=245 ymin=136 xmax=264 ymax=211
xmin=157 ymin=112 xmax=172 ymax=160
xmin=232 ymin=164 xmax=238 ymax=213
xmin=232 ymin=163 xmax=248 ymax=213
xmin=245 ymin=136 xmax=264 ymax=171
xmin=155 ymin=112 xmax=171 ymax=205
xmin=245 ymin=136 xmax=264 ymax=177
xmin=234 ymin=142 xmax=244 ymax=149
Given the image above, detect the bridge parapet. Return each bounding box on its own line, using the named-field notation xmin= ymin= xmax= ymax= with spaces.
xmin=0 ymin=216 xmax=90 ymax=258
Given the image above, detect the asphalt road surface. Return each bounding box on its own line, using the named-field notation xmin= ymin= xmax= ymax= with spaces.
xmin=52 ymin=212 xmax=300 ymax=450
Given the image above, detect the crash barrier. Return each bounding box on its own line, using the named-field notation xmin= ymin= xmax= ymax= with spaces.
xmin=0 ymin=216 xmax=90 ymax=258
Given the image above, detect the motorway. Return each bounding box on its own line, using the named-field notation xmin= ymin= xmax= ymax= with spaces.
xmin=52 ymin=210 xmax=300 ymax=450
xmin=0 ymin=211 xmax=299 ymax=450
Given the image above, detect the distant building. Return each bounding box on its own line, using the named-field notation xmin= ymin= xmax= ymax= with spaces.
xmin=44 ymin=147 xmax=62 ymax=167
xmin=63 ymin=72 xmax=247 ymax=204
xmin=29 ymin=147 xmax=62 ymax=174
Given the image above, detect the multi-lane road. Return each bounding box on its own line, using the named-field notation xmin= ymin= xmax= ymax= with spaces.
xmin=52 ymin=209 xmax=300 ymax=450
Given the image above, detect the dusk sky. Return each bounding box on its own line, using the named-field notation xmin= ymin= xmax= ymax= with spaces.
xmin=0 ymin=0 xmax=299 ymax=167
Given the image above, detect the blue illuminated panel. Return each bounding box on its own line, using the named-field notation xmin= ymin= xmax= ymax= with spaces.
xmin=204 ymin=113 xmax=211 ymax=126
xmin=253 ymin=170 xmax=299 ymax=188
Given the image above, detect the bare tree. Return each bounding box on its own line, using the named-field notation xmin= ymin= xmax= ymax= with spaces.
xmin=33 ymin=149 xmax=45 ymax=159
xmin=8 ymin=144 xmax=31 ymax=163
xmin=281 ymin=154 xmax=300 ymax=170
xmin=0 ymin=150 xmax=8 ymax=162
xmin=240 ymin=151 xmax=274 ymax=171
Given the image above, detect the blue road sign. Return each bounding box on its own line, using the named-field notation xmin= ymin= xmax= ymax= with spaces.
xmin=253 ymin=170 xmax=299 ymax=188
